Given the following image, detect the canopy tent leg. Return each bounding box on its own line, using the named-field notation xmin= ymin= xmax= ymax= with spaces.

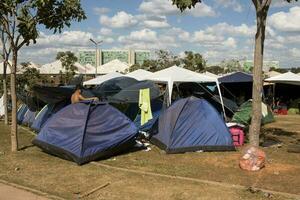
xmin=216 ymin=80 xmax=226 ymax=119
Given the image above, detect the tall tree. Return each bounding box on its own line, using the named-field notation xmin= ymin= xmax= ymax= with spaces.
xmin=171 ymin=0 xmax=297 ymax=146
xmin=181 ymin=51 xmax=206 ymax=72
xmin=0 ymin=0 xmax=86 ymax=151
xmin=56 ymin=51 xmax=78 ymax=84
xmin=0 ymin=26 xmax=10 ymax=125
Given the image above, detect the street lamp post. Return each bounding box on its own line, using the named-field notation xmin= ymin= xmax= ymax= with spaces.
xmin=89 ymin=38 xmax=103 ymax=76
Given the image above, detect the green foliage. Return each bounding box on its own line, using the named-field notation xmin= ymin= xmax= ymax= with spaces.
xmin=17 ymin=66 xmax=41 ymax=91
xmin=181 ymin=51 xmax=206 ymax=72
xmin=220 ymin=59 xmax=243 ymax=73
xmin=171 ymin=0 xmax=201 ymax=11
xmin=129 ymin=50 xmax=206 ymax=72
xmin=56 ymin=51 xmax=78 ymax=84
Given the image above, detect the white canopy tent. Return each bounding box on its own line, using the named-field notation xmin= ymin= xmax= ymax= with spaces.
xmin=125 ymin=69 xmax=153 ymax=81
xmin=265 ymin=70 xmax=281 ymax=78
xmin=146 ymin=66 xmax=225 ymax=115
xmin=265 ymin=71 xmax=300 ymax=86
xmin=83 ymin=72 xmax=124 ymax=86
xmin=202 ymin=71 xmax=220 ymax=78
xmin=96 ymin=59 xmax=130 ymax=74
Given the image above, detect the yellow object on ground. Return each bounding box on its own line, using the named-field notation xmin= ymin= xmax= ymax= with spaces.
xmin=139 ymin=88 xmax=153 ymax=125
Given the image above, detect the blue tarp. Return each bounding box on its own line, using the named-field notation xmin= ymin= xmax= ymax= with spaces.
xmin=218 ymin=72 xmax=253 ymax=83
xmin=33 ymin=101 xmax=138 ymax=165
xmin=151 ymin=97 xmax=234 ymax=153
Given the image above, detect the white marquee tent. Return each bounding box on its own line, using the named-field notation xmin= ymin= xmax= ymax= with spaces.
xmin=265 ymin=70 xmax=281 ymax=78
xmin=265 ymin=71 xmax=300 ymax=86
xmin=202 ymin=71 xmax=220 ymax=78
xmin=96 ymin=59 xmax=130 ymax=74
xmin=125 ymin=69 xmax=153 ymax=81
xmin=0 ymin=61 xmax=23 ymax=74
xmin=146 ymin=66 xmax=225 ymax=115
xmin=83 ymin=72 xmax=124 ymax=86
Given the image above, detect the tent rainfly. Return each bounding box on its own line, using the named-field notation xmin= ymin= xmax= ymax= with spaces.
xmin=125 ymin=69 xmax=153 ymax=81
xmin=265 ymin=72 xmax=300 ymax=86
xmin=83 ymin=72 xmax=124 ymax=86
xmin=146 ymin=66 xmax=225 ymax=115
xmin=96 ymin=59 xmax=130 ymax=74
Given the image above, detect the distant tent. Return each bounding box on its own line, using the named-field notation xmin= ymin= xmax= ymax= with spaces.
xmin=218 ymin=72 xmax=253 ymax=83
xmin=108 ymin=81 xmax=160 ymax=103
xmin=17 ymin=104 xmax=28 ymax=124
xmin=31 ymin=100 xmax=69 ymax=132
xmin=232 ymin=100 xmax=274 ymax=125
xmin=83 ymin=72 xmax=124 ymax=86
xmin=265 ymin=71 xmax=300 ymax=86
xmin=22 ymin=109 xmax=36 ymax=126
xmin=125 ymin=69 xmax=153 ymax=81
xmin=33 ymin=101 xmax=138 ymax=165
xmin=151 ymin=97 xmax=234 ymax=153
xmin=92 ymin=77 xmax=138 ymax=98
xmin=218 ymin=72 xmax=253 ymax=104
xmin=96 ymin=59 xmax=130 ymax=74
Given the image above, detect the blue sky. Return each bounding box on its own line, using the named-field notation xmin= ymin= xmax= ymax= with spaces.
xmin=20 ymin=0 xmax=300 ymax=68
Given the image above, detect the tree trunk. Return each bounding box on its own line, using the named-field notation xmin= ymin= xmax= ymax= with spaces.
xmin=10 ymin=50 xmax=18 ymax=152
xmin=3 ymin=61 xmax=9 ymax=125
xmin=249 ymin=7 xmax=268 ymax=146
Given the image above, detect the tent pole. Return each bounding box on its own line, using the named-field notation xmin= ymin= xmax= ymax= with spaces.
xmin=216 ymin=80 xmax=226 ymax=119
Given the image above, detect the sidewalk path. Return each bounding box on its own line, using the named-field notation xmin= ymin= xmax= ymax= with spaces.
xmin=0 ymin=183 xmax=49 ymax=200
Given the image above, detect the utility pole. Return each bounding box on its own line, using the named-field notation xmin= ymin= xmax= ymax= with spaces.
xmin=89 ymin=39 xmax=103 ymax=76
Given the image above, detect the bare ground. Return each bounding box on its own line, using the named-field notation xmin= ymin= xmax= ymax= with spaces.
xmin=0 ymin=115 xmax=299 ymax=200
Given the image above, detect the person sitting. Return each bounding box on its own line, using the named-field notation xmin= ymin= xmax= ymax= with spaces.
xmin=71 ymin=86 xmax=99 ymax=104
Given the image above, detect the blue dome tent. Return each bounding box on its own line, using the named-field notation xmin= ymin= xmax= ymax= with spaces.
xmin=33 ymin=101 xmax=138 ymax=165
xmin=17 ymin=104 xmax=28 ymax=124
xmin=31 ymin=100 xmax=69 ymax=132
xmin=151 ymin=97 xmax=234 ymax=153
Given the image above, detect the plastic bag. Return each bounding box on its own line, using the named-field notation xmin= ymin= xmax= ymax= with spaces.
xmin=239 ymin=146 xmax=266 ymax=171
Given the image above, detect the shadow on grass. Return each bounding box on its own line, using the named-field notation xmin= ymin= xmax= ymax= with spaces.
xmin=19 ymin=144 xmax=35 ymax=151
xmin=262 ymin=128 xmax=297 ymax=137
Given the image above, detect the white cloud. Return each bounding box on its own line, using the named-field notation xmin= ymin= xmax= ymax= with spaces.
xmin=142 ymin=15 xmax=170 ymax=28
xmin=93 ymin=7 xmax=110 ymax=15
xmin=139 ymin=0 xmax=216 ymax=17
xmin=222 ymin=37 xmax=237 ymax=48
xmin=269 ymin=6 xmax=300 ymax=32
xmin=37 ymin=31 xmax=93 ymax=47
xmin=118 ymin=29 xmax=178 ymax=49
xmin=100 ymin=28 xmax=112 ymax=36
xmin=271 ymin=0 xmax=300 ymax=8
xmin=213 ymin=0 xmax=243 ymax=12
xmin=289 ymin=48 xmax=300 ymax=57
xmin=100 ymin=11 xmax=138 ymax=28
xmin=205 ymin=23 xmax=255 ymax=37
xmin=193 ymin=30 xmax=223 ymax=43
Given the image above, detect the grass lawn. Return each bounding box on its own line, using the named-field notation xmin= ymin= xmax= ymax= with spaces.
xmin=0 ymin=115 xmax=299 ymax=200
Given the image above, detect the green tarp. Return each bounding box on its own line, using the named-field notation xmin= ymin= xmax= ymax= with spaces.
xmin=232 ymin=100 xmax=275 ymax=125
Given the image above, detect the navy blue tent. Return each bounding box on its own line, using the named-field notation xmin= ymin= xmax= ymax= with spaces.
xmin=31 ymin=100 xmax=69 ymax=132
xmin=151 ymin=97 xmax=234 ymax=153
xmin=33 ymin=101 xmax=138 ymax=165
xmin=17 ymin=104 xmax=28 ymax=124
xmin=218 ymin=72 xmax=253 ymax=83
